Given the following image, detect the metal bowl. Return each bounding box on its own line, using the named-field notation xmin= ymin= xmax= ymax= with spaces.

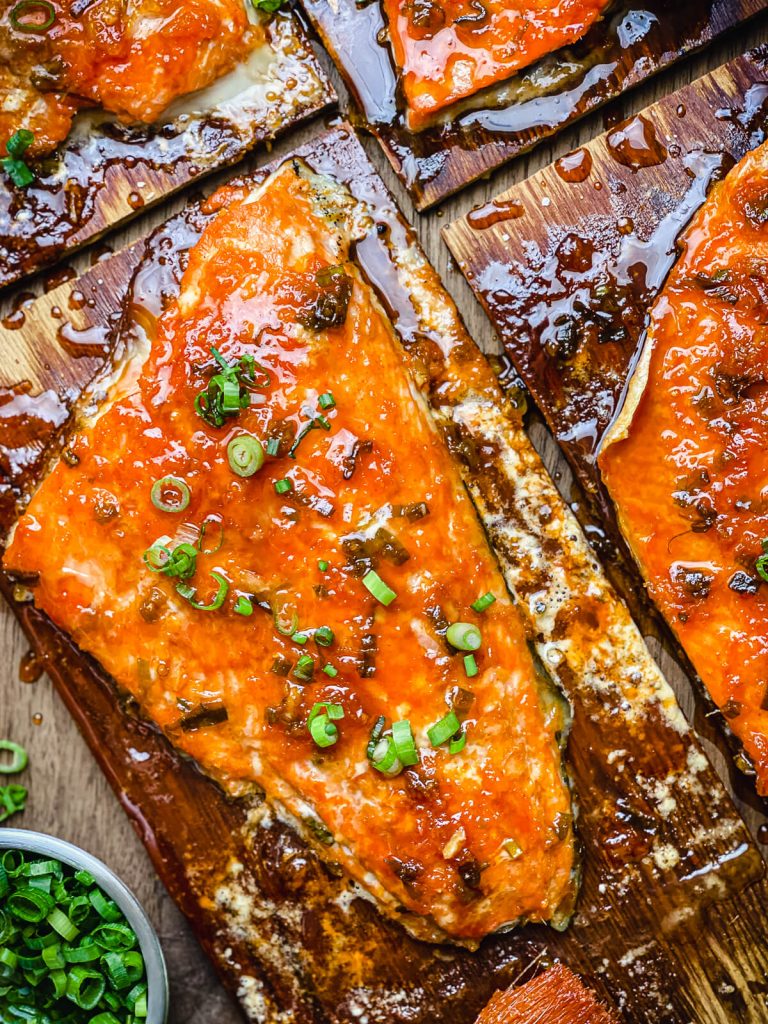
xmin=0 ymin=827 xmax=169 ymax=1023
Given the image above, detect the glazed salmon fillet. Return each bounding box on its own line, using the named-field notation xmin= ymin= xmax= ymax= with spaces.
xmin=600 ymin=140 xmax=768 ymax=794
xmin=0 ymin=0 xmax=255 ymax=155
xmin=382 ymin=0 xmax=611 ymax=128
xmin=4 ymin=162 xmax=577 ymax=942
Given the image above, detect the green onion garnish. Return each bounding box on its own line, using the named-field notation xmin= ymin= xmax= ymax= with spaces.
xmin=370 ymin=736 xmax=401 ymax=776
xmin=175 ymin=571 xmax=229 ymax=611
xmin=0 ymin=741 xmax=28 ymax=775
xmin=294 ymin=654 xmax=314 ymax=682
xmin=10 ymin=1 xmax=56 ymax=33
xmin=471 ymin=591 xmax=496 ymax=613
xmin=0 ymin=850 xmax=146 ymax=1020
xmin=1 ymin=128 xmax=35 ymax=188
xmin=756 ymin=539 xmax=768 ymax=583
xmin=150 ymin=475 xmax=190 ymax=513
xmin=0 ymin=783 xmax=27 ymax=823
xmin=362 ymin=569 xmax=397 ymax=606
xmin=308 ymin=703 xmax=343 ymax=748
xmin=227 ymin=434 xmax=265 ymax=477
xmin=234 ymin=596 xmax=253 ymax=616
xmin=314 ymin=625 xmax=334 ymax=647
xmin=427 ymin=711 xmax=461 ymax=748
xmin=266 ymin=438 xmax=280 ymax=457
xmin=317 ymin=559 xmax=329 ymax=571
xmin=318 ymin=392 xmax=336 ymax=410
xmin=322 ymin=664 xmax=338 ymax=678
xmin=292 ymin=631 xmax=309 ymax=645
xmin=463 ymin=654 xmax=478 ymax=678
xmin=194 ymin=347 xmax=265 ymax=428
xmin=391 ymin=719 xmax=419 ymax=766
xmin=449 ymin=730 xmax=467 ymax=755
xmin=446 ymin=622 xmax=482 ymax=651
xmin=274 ymin=478 xmax=292 ymax=495
xmin=143 ymin=539 xmax=197 ymax=580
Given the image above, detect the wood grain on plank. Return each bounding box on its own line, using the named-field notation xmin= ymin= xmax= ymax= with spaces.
xmin=300 ymin=0 xmax=768 ymax=209
xmin=2 ymin=124 xmax=768 ymax=1023
xmin=443 ymin=47 xmax=768 ymax=792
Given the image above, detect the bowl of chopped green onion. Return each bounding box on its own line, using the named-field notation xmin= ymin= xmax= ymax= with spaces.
xmin=0 ymin=829 xmax=169 ymax=1023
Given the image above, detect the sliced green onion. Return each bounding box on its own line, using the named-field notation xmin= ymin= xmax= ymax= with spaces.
xmin=176 ymin=571 xmax=229 ymax=611
xmin=322 ymin=664 xmax=338 ymax=678
xmin=0 ymin=741 xmax=27 ymax=775
xmin=756 ymin=539 xmax=768 ymax=583
xmin=428 ymin=711 xmax=461 ymax=748
xmin=8 ymin=887 xmax=54 ymax=922
xmin=317 ymin=559 xmax=329 ymax=571
xmin=362 ymin=569 xmax=397 ymax=606
xmin=366 ymin=715 xmax=386 ymax=760
xmin=463 ymin=654 xmax=478 ymax=678
xmin=1 ymin=129 xmax=34 ymax=188
xmin=294 ymin=654 xmax=314 ymax=682
xmin=370 ymin=736 xmax=401 ymax=776
xmin=10 ymin=1 xmax=55 ymax=32
xmin=150 ymin=475 xmax=190 ymax=513
xmin=391 ymin=720 xmax=418 ymax=767
xmin=266 ymin=438 xmax=280 ymax=457
xmin=234 ymin=596 xmax=253 ymax=617
xmin=274 ymin=478 xmax=293 ymax=495
xmin=449 ymin=730 xmax=468 ymax=755
xmin=227 ymin=435 xmax=265 ymax=477
xmin=309 ymin=712 xmax=338 ymax=748
xmin=66 ymin=964 xmax=106 ymax=1009
xmin=314 ymin=625 xmax=334 ymax=647
xmin=292 ymin=631 xmax=309 ymax=645
xmin=318 ymin=392 xmax=336 ymax=409
xmin=143 ymin=538 xmax=197 ymax=580
xmin=46 ymin=907 xmax=78 ymax=942
xmin=470 ymin=591 xmax=496 ymax=613
xmin=446 ymin=622 xmax=482 ymax=651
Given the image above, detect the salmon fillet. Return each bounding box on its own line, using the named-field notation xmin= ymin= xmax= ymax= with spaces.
xmin=0 ymin=0 xmax=256 ymax=155
xmin=4 ymin=161 xmax=577 ymax=942
xmin=600 ymin=139 xmax=768 ymax=794
xmin=382 ymin=0 xmax=611 ymax=128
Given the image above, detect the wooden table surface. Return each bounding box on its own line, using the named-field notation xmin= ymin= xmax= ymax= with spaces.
xmin=2 ymin=13 xmax=768 ymax=1021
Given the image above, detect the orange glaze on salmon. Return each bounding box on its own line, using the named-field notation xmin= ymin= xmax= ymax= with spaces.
xmin=4 ymin=161 xmax=577 ymax=942
xmin=382 ymin=0 xmax=610 ymax=129
xmin=0 ymin=0 xmax=255 ymax=155
xmin=600 ymin=140 xmax=768 ymax=795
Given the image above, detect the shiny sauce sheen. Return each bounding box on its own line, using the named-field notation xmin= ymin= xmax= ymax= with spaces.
xmin=382 ymin=0 xmax=611 ymax=128
xmin=600 ymin=140 xmax=768 ymax=794
xmin=4 ymin=163 xmax=575 ymax=940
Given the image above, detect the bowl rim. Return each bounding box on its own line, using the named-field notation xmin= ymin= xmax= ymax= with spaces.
xmin=0 ymin=827 xmax=169 ymax=1023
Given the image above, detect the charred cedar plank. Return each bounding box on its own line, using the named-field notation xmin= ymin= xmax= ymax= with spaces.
xmin=299 ymin=0 xmax=768 ymax=209
xmin=0 ymin=12 xmax=334 ymax=291
xmin=443 ymin=47 xmax=768 ymax=778
xmin=2 ymin=126 xmax=768 ymax=1023
xmin=475 ymin=964 xmax=619 ymax=1024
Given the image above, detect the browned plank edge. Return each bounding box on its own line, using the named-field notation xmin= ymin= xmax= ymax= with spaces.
xmin=300 ymin=0 xmax=768 ymax=209
xmin=3 ymin=123 xmax=768 ymax=1023
xmin=441 ymin=50 xmax=768 ymax=794
xmin=0 ymin=9 xmax=336 ymax=292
